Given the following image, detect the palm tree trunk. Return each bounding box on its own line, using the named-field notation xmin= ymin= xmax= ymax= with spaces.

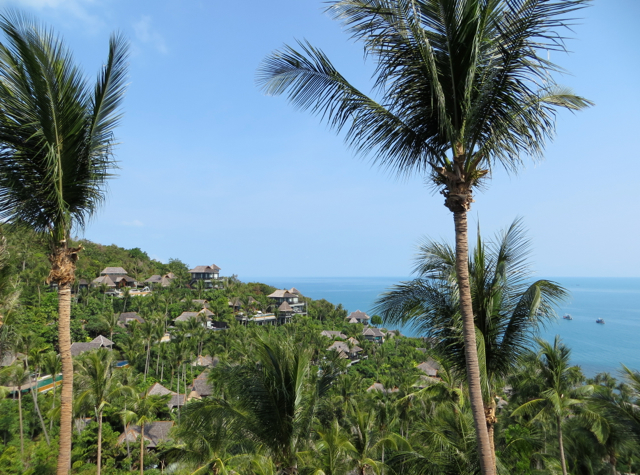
xmin=27 ymin=364 xmax=51 ymax=445
xmin=484 ymin=397 xmax=498 ymax=469
xmin=144 ymin=341 xmax=151 ymax=383
xmin=17 ymin=386 xmax=24 ymax=458
xmin=453 ymin=210 xmax=495 ymax=475
xmin=140 ymin=421 xmax=145 ymax=475
xmin=57 ymin=282 xmax=74 ymax=475
xmin=97 ymin=411 xmax=103 ymax=475
xmin=557 ymin=415 xmax=567 ymax=475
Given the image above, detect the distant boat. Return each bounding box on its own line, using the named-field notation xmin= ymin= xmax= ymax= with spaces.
xmin=596 ymin=318 xmax=605 ymax=324
xmin=563 ymin=314 xmax=573 ymax=320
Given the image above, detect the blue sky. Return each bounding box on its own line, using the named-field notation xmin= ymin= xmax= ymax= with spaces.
xmin=3 ymin=0 xmax=639 ymax=278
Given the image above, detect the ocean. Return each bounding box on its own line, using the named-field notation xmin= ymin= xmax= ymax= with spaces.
xmin=248 ymin=276 xmax=640 ymax=378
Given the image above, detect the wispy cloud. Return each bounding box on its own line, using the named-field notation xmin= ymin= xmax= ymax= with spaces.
xmin=1 ymin=0 xmax=105 ymax=32
xmin=133 ymin=15 xmax=167 ymax=54
xmin=121 ymin=219 xmax=144 ymax=227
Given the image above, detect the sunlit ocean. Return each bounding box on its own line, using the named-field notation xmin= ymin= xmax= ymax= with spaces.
xmin=247 ymin=276 xmax=640 ymax=378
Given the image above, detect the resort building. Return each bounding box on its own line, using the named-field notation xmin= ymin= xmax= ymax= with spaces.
xmin=417 ymin=359 xmax=441 ymax=377
xmin=70 ymin=335 xmax=114 ymax=357
xmin=144 ymin=272 xmax=176 ymax=288
xmin=321 ymin=330 xmax=348 ymax=340
xmin=92 ymin=267 xmax=137 ymax=289
xmin=118 ymin=312 xmax=145 ymax=326
xmin=362 ymin=327 xmax=385 ymax=343
xmin=327 ymin=340 xmax=363 ymax=363
xmin=188 ymin=264 xmax=221 ymax=288
xmin=267 ymin=289 xmax=306 ymax=316
xmin=346 ymin=310 xmax=371 ymax=324
xmin=117 ymin=421 xmax=174 ymax=449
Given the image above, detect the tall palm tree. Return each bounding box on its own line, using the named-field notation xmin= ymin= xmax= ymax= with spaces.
xmin=75 ymin=348 xmax=133 ymax=475
xmin=257 ymin=3 xmax=591 ymax=472
xmin=375 ymin=219 xmax=567 ymax=460
xmin=121 ymin=393 xmax=168 ymax=475
xmin=0 ymin=13 xmax=128 ymax=473
xmin=187 ymin=334 xmax=337 ymax=474
xmin=0 ymin=360 xmax=30 ymax=457
xmin=512 ymin=336 xmax=591 ymax=475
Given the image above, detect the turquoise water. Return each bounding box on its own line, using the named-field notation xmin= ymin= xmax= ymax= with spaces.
xmin=251 ymin=277 xmax=640 ymax=377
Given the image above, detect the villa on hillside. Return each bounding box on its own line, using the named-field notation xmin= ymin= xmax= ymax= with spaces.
xmin=92 ymin=267 xmax=137 ymax=289
xmin=267 ymin=289 xmax=306 ymax=316
xmin=362 ymin=327 xmax=385 ymax=343
xmin=327 ymin=340 xmax=363 ymax=363
xmin=70 ymin=335 xmax=114 ymax=357
xmin=146 ymin=382 xmax=186 ymax=409
xmin=118 ymin=312 xmax=145 ymax=326
xmin=417 ymin=359 xmax=441 ymax=377
xmin=321 ymin=330 xmax=348 ymax=340
xmin=144 ymin=272 xmax=176 ymax=288
xmin=188 ymin=264 xmax=221 ymax=289
xmin=346 ymin=310 xmax=371 ymax=324
xmin=117 ymin=421 xmax=174 ymax=449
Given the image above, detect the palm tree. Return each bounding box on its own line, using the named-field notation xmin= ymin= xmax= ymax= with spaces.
xmin=257 ymin=3 xmax=591 ymax=472
xmin=75 ymin=348 xmax=133 ymax=475
xmin=187 ymin=334 xmax=337 ymax=474
xmin=375 ymin=219 xmax=567 ymax=460
xmin=100 ymin=312 xmax=120 ymax=343
xmin=512 ymin=336 xmax=591 ymax=475
xmin=310 ymin=419 xmax=355 ymax=475
xmin=0 ymin=13 xmax=128 ymax=473
xmin=121 ymin=393 xmax=168 ymax=475
xmin=171 ymin=399 xmax=235 ymax=475
xmin=0 ymin=360 xmax=30 ymax=457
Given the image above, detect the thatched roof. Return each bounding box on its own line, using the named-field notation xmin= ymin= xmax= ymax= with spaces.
xmin=347 ymin=310 xmax=370 ymax=321
xmin=118 ymin=421 xmax=174 ymax=448
xmin=192 ymin=371 xmax=213 ymax=397
xmin=363 ymin=328 xmax=385 ymax=338
xmin=101 ymin=267 xmax=127 ymax=275
xmin=321 ymin=330 xmax=347 ymax=339
xmin=192 ymin=355 xmax=218 ymax=368
xmin=91 ymin=335 xmax=114 ymax=347
xmin=144 ymin=275 xmax=162 ymax=283
xmin=267 ymin=289 xmax=295 ymax=299
xmin=119 ymin=312 xmax=145 ymax=325
xmin=289 ymin=287 xmax=301 ymax=295
xmin=147 ymin=382 xmax=174 ymax=397
xmin=366 ymin=383 xmax=399 ymax=394
xmin=189 ymin=264 xmax=220 ymax=273
xmin=278 ymin=301 xmax=294 ymax=313
xmin=328 ymin=341 xmax=363 ymax=353
xmin=175 ymin=312 xmax=199 ymax=322
xmin=70 ymin=342 xmax=104 ymax=357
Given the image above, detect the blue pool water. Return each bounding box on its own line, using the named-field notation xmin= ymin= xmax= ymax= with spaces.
xmin=249 ymin=276 xmax=640 ymax=377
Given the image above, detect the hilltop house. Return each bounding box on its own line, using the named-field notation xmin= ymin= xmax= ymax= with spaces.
xmin=92 ymin=267 xmax=136 ymax=289
xmin=327 ymin=340 xmax=363 ymax=363
xmin=267 ymin=289 xmax=306 ymax=316
xmin=70 ymin=335 xmax=114 ymax=357
xmin=144 ymin=272 xmax=176 ymax=288
xmin=146 ymin=382 xmax=185 ymax=409
xmin=417 ymin=359 xmax=441 ymax=377
xmin=118 ymin=312 xmax=145 ymax=327
xmin=117 ymin=421 xmax=174 ymax=449
xmin=190 ymin=371 xmax=214 ymax=399
xmin=346 ymin=310 xmax=371 ymax=324
xmin=321 ymin=330 xmax=348 ymax=340
xmin=188 ymin=264 xmax=221 ymax=289
xmin=362 ymin=327 xmax=385 ymax=343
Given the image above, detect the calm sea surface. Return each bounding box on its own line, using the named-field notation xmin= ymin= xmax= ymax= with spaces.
xmin=248 ymin=276 xmax=640 ymax=377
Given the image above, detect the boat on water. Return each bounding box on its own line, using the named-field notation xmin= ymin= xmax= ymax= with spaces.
xmin=596 ymin=318 xmax=605 ymax=324
xmin=563 ymin=314 xmax=573 ymax=320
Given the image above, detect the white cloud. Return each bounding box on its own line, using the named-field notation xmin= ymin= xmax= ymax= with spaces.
xmin=121 ymin=219 xmax=144 ymax=227
xmin=1 ymin=0 xmax=105 ymax=32
xmin=133 ymin=15 xmax=167 ymax=54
